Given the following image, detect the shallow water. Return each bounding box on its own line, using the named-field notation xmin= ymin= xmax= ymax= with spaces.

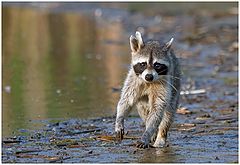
xmin=2 ymin=2 xmax=238 ymax=163
xmin=2 ymin=4 xmax=130 ymax=137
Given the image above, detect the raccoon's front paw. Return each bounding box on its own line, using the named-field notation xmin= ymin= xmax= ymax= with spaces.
xmin=115 ymin=128 xmax=124 ymax=141
xmin=115 ymin=123 xmax=124 ymax=141
xmin=136 ymin=140 xmax=153 ymax=149
xmin=153 ymin=138 xmax=166 ymax=148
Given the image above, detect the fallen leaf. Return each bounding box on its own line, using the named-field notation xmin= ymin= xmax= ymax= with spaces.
xmin=96 ymin=135 xmax=115 ymax=142
xmin=177 ymin=107 xmax=192 ymax=115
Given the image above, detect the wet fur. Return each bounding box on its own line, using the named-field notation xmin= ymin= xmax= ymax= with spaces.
xmin=115 ymin=31 xmax=181 ymax=148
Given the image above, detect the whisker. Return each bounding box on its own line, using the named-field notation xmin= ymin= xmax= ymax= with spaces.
xmin=161 ymin=79 xmax=178 ymax=93
xmin=157 ymin=70 xmax=181 ymax=81
xmin=162 ymin=75 xmax=181 ymax=80
xmin=158 ymin=69 xmax=168 ymax=74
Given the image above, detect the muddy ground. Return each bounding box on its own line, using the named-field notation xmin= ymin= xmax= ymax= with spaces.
xmin=2 ymin=2 xmax=238 ymax=163
xmin=2 ymin=109 xmax=238 ymax=163
xmin=2 ymin=112 xmax=238 ymax=163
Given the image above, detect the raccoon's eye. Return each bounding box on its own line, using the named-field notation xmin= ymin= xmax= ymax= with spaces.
xmin=154 ymin=63 xmax=168 ymax=75
xmin=140 ymin=62 xmax=146 ymax=67
xmin=154 ymin=63 xmax=162 ymax=69
xmin=133 ymin=62 xmax=147 ymax=75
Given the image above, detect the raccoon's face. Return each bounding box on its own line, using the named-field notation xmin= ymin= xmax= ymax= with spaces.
xmin=132 ymin=54 xmax=169 ymax=82
xmin=130 ymin=31 xmax=173 ymax=82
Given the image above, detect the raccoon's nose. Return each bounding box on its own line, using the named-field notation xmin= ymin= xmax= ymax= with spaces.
xmin=145 ymin=74 xmax=153 ymax=82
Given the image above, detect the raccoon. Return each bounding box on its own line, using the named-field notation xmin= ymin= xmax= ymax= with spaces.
xmin=115 ymin=31 xmax=181 ymax=148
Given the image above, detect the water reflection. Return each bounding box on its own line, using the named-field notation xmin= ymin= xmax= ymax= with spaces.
xmin=139 ymin=146 xmax=180 ymax=163
xmin=2 ymin=6 xmax=130 ymax=137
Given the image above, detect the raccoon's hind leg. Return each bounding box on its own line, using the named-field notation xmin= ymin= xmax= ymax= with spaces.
xmin=153 ymin=110 xmax=174 ymax=147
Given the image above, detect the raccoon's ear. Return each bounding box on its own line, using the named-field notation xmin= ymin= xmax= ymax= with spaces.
xmin=163 ymin=38 xmax=174 ymax=51
xmin=130 ymin=31 xmax=144 ymax=52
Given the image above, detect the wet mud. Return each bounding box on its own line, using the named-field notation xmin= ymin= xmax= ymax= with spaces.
xmin=2 ymin=111 xmax=238 ymax=163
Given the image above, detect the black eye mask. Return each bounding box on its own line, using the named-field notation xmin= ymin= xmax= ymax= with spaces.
xmin=133 ymin=62 xmax=147 ymax=75
xmin=153 ymin=63 xmax=168 ymax=75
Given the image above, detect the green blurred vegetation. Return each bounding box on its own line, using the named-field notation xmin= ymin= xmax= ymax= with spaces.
xmin=2 ymin=6 xmax=128 ymax=136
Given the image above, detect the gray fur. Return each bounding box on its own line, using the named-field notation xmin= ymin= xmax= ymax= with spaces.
xmin=115 ymin=31 xmax=181 ymax=148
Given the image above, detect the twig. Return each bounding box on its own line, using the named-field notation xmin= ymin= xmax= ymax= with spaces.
xmin=180 ymin=89 xmax=206 ymax=95
xmin=3 ymin=140 xmax=21 ymax=144
xmin=68 ymin=128 xmax=101 ymax=135
xmin=15 ymin=149 xmax=41 ymax=154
